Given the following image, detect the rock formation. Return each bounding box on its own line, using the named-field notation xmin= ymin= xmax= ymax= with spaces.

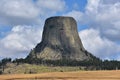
xmin=26 ymin=16 xmax=94 ymax=61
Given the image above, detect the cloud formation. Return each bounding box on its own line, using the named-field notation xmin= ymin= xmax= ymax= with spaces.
xmin=0 ymin=0 xmax=66 ymax=59
xmin=0 ymin=0 xmax=120 ymax=60
xmin=65 ymin=0 xmax=120 ymax=60
xmin=0 ymin=0 xmax=66 ymax=26
xmin=85 ymin=0 xmax=120 ymax=41
xmin=66 ymin=0 xmax=120 ymax=41
xmin=0 ymin=25 xmax=42 ymax=58
xmin=79 ymin=29 xmax=120 ymax=60
xmin=0 ymin=0 xmax=40 ymax=26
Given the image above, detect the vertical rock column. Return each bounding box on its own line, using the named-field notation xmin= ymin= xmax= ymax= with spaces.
xmin=27 ymin=16 xmax=92 ymax=61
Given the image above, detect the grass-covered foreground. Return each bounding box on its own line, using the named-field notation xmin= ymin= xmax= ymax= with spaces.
xmin=0 ymin=70 xmax=120 ymax=80
xmin=3 ymin=63 xmax=81 ymax=74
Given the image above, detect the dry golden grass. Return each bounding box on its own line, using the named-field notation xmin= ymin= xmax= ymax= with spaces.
xmin=0 ymin=70 xmax=120 ymax=80
xmin=4 ymin=63 xmax=80 ymax=74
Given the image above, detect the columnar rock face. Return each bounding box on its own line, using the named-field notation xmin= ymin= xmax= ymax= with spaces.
xmin=27 ymin=16 xmax=93 ymax=61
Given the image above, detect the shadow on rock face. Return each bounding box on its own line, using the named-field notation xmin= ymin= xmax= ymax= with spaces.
xmin=26 ymin=16 xmax=94 ymax=61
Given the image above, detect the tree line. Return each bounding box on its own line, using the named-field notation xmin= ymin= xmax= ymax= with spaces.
xmin=0 ymin=57 xmax=120 ymax=72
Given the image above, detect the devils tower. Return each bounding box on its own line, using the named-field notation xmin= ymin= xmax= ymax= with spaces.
xmin=26 ymin=16 xmax=94 ymax=61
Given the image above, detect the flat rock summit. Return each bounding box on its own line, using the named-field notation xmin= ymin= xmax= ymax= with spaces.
xmin=27 ymin=16 xmax=94 ymax=61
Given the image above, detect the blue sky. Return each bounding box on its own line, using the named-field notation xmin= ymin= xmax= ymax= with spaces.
xmin=0 ymin=0 xmax=120 ymax=60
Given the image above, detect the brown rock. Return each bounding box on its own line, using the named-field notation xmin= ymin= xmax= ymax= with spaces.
xmin=27 ymin=16 xmax=93 ymax=61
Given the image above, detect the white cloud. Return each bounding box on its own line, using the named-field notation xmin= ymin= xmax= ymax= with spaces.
xmin=0 ymin=0 xmax=66 ymax=26
xmin=65 ymin=0 xmax=120 ymax=42
xmin=0 ymin=0 xmax=66 ymax=59
xmin=86 ymin=0 xmax=100 ymax=14
xmin=0 ymin=0 xmax=39 ymax=18
xmin=100 ymin=0 xmax=120 ymax=5
xmin=63 ymin=0 xmax=120 ymax=60
xmin=35 ymin=0 xmax=66 ymax=18
xmin=0 ymin=0 xmax=40 ymax=25
xmin=0 ymin=25 xmax=42 ymax=59
xmin=36 ymin=0 xmax=66 ymax=12
xmin=79 ymin=29 xmax=120 ymax=60
xmin=0 ymin=0 xmax=120 ymax=60
xmin=63 ymin=10 xmax=84 ymax=23
xmin=85 ymin=0 xmax=120 ymax=41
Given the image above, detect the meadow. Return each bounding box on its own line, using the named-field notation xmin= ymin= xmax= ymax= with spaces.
xmin=0 ymin=70 xmax=120 ymax=80
xmin=3 ymin=63 xmax=81 ymax=74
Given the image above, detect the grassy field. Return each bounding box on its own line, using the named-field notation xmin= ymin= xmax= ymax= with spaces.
xmin=4 ymin=63 xmax=81 ymax=74
xmin=0 ymin=70 xmax=120 ymax=80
